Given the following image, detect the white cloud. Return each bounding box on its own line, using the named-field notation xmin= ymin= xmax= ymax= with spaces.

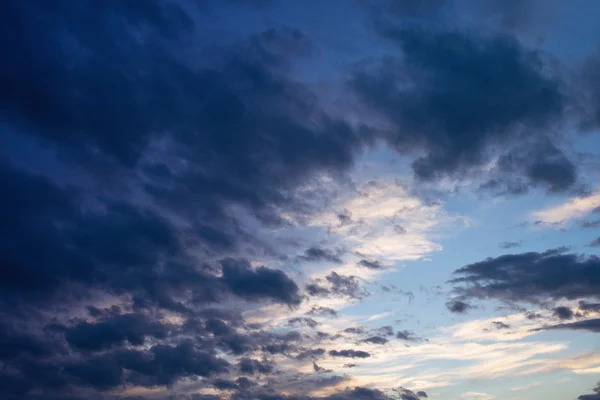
xmin=308 ymin=178 xmax=465 ymax=268
xmin=573 ymin=366 xmax=600 ymax=374
xmin=531 ymin=191 xmax=600 ymax=224
xmin=461 ymin=392 xmax=495 ymax=400
xmin=510 ymin=382 xmax=541 ymax=391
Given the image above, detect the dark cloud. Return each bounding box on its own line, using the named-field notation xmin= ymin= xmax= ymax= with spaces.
xmin=553 ymin=306 xmax=575 ymax=320
xmin=446 ymin=299 xmax=473 ymax=314
xmin=577 ymin=49 xmax=600 ymax=132
xmin=490 ymin=138 xmax=577 ymax=194
xmin=492 ymin=321 xmax=511 ymax=330
xmin=328 ymin=349 xmax=371 ymax=358
xmin=538 ymin=318 xmax=600 ymax=334
xmin=578 ymin=382 xmax=600 ymax=400
xmin=358 ymin=259 xmax=386 ymax=270
xmin=580 ymin=301 xmax=600 ymax=313
xmin=238 ymin=358 xmax=275 ymax=375
xmin=0 ymin=322 xmax=61 ymax=361
xmin=525 ymin=311 xmax=543 ymax=320
xmin=0 ymin=341 xmax=230 ymax=397
xmin=307 ymin=306 xmax=338 ymax=318
xmin=312 ymin=361 xmax=332 ymax=373
xmin=0 ymin=0 xmax=373 ymax=257
xmin=343 ymin=363 xmax=358 ymax=368
xmin=221 ymin=258 xmax=301 ymax=306
xmin=306 ymin=272 xmax=369 ymax=300
xmin=590 ymin=237 xmax=600 ymax=247
xmin=396 ymin=330 xmax=421 ymax=341
xmin=392 ymin=387 xmax=428 ymax=400
xmin=450 ymin=248 xmax=600 ymax=304
xmin=343 ymin=327 xmax=366 ymax=335
xmin=376 ymin=326 xmax=395 ymax=337
xmin=231 ymin=386 xmax=403 ymax=400
xmin=499 ymin=241 xmax=521 ymax=249
xmin=60 ymin=313 xmax=172 ymax=351
xmin=298 ymin=247 xmax=343 ymax=264
xmin=350 ymin=25 xmax=567 ymax=188
xmin=578 ymin=219 xmax=600 ymax=229
xmin=288 ymin=317 xmax=320 ymax=328
xmin=0 ymin=0 xmax=591 ymax=398
xmin=0 ymin=158 xmax=304 ymax=318
xmin=362 ymin=336 xmax=389 ymax=345
xmin=213 ymin=378 xmax=242 ymax=391
xmin=296 ymin=348 xmax=326 ymax=361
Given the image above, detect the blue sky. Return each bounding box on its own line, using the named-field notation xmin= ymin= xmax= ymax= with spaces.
xmin=1 ymin=1 xmax=600 ymax=400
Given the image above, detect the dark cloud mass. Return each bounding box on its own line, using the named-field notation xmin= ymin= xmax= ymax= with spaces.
xmin=451 ymin=248 xmax=600 ymax=304
xmin=538 ymin=318 xmax=600 ymax=334
xmin=328 ymin=349 xmax=371 ymax=358
xmin=552 ymin=306 xmax=576 ymax=321
xmin=220 ymin=258 xmax=301 ymax=306
xmin=446 ymin=299 xmax=473 ymax=314
xmin=0 ymin=0 xmax=597 ymax=398
xmin=350 ymin=25 xmax=569 ymax=188
xmin=578 ymin=382 xmax=600 ymax=400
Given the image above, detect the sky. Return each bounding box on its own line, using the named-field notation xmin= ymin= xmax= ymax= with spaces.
xmin=1 ymin=0 xmax=600 ymax=399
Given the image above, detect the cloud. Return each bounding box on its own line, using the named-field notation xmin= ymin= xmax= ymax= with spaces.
xmin=446 ymin=300 xmax=473 ymax=314
xmin=553 ymin=306 xmax=577 ymax=320
xmin=396 ymin=330 xmax=422 ymax=341
xmin=299 ymin=247 xmax=344 ymax=264
xmin=238 ymin=358 xmax=275 ymax=375
xmin=350 ymin=25 xmax=566 ymax=186
xmin=358 ymin=259 xmax=387 ymax=270
xmin=362 ymin=336 xmax=389 ymax=345
xmin=308 ymin=307 xmax=338 ymax=318
xmin=58 ymin=313 xmax=173 ymax=351
xmin=491 ymin=321 xmax=511 ymax=330
xmin=499 ymin=241 xmax=521 ymax=249
xmin=307 ymin=272 xmax=369 ymax=300
xmin=577 ymin=382 xmax=600 ymax=400
xmin=576 ymin=48 xmax=600 ymax=132
xmin=579 ymin=219 xmax=600 ymax=229
xmin=1 ymin=0 xmax=598 ymax=398
xmin=297 ymin=348 xmax=327 ymax=361
xmin=531 ymin=191 xmax=600 ymax=224
xmin=580 ymin=301 xmax=600 ymax=313
xmin=482 ymin=137 xmax=578 ymax=195
xmin=328 ymin=349 xmax=371 ymax=358
xmin=221 ymin=258 xmax=302 ymax=306
xmin=344 ymin=327 xmax=367 ymax=335
xmin=288 ymin=317 xmax=320 ymax=328
xmin=313 ymin=361 xmax=332 ymax=373
xmin=538 ymin=318 xmax=600 ymax=334
xmin=451 ymin=247 xmax=600 ymax=304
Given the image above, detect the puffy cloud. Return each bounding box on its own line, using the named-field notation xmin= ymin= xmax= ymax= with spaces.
xmin=221 ymin=258 xmax=301 ymax=306
xmin=350 ymin=25 xmax=567 ymax=188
